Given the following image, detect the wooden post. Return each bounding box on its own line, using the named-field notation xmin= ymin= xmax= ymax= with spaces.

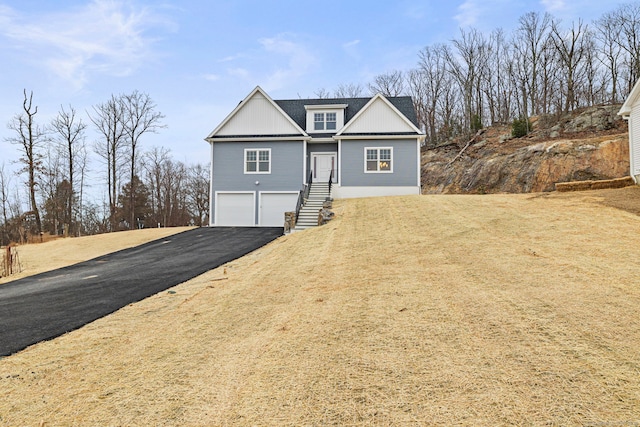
xmin=5 ymin=246 xmax=11 ymax=276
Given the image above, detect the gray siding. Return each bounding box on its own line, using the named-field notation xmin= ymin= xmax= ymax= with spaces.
xmin=211 ymin=140 xmax=304 ymax=224
xmin=340 ymin=139 xmax=417 ymax=187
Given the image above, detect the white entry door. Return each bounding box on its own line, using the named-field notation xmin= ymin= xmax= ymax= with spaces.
xmin=312 ymin=153 xmax=337 ymax=182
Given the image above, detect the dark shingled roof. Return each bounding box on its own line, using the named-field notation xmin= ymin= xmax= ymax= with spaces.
xmin=274 ymin=96 xmax=419 ymax=131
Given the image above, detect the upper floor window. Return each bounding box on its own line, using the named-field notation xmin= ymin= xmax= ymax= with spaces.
xmin=245 ymin=148 xmax=271 ymax=174
xmin=305 ymin=104 xmax=347 ymax=133
xmin=365 ymin=147 xmax=393 ymax=173
xmin=314 ymin=112 xmax=337 ymax=131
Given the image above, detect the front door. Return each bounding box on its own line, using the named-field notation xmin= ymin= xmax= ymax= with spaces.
xmin=312 ymin=153 xmax=336 ymax=183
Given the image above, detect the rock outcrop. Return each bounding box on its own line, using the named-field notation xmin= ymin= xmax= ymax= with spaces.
xmin=421 ymin=105 xmax=630 ymax=194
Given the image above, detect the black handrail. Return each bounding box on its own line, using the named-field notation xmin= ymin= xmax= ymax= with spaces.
xmin=328 ymin=168 xmax=334 ymax=197
xmin=294 ymin=170 xmax=313 ymax=225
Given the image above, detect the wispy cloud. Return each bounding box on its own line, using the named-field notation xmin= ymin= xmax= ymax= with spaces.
xmin=256 ymin=34 xmax=316 ymax=91
xmin=218 ymin=53 xmax=245 ymax=63
xmin=541 ymin=0 xmax=567 ymax=12
xmin=0 ymin=0 xmax=175 ymax=89
xmin=454 ymin=0 xmax=482 ymax=27
xmin=228 ymin=68 xmax=250 ymax=79
xmin=343 ymin=39 xmax=360 ymax=48
xmin=215 ymin=34 xmax=317 ymax=91
xmin=403 ymin=1 xmax=427 ymax=20
xmin=342 ymin=39 xmax=361 ymax=61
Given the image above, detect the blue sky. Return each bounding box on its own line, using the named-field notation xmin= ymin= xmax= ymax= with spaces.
xmin=0 ymin=0 xmax=630 ymax=199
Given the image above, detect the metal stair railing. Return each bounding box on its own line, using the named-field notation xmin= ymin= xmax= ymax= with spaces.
xmin=294 ymin=171 xmax=313 ymax=225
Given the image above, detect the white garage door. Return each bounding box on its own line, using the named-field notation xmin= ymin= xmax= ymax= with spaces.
xmin=259 ymin=192 xmax=299 ymax=226
xmin=216 ymin=192 xmax=255 ymax=226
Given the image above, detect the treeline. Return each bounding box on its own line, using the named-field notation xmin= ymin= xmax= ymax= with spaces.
xmin=322 ymin=4 xmax=640 ymax=147
xmin=1 ymin=90 xmax=209 ymax=246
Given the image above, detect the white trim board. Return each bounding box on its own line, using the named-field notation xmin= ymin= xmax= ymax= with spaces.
xmin=332 ymin=185 xmax=420 ymax=199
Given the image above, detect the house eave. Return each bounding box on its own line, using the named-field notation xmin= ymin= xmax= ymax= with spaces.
xmin=304 ymin=104 xmax=349 ymax=110
xmin=206 ymin=135 xmax=311 ymax=143
xmin=334 ymin=133 xmax=423 ymax=140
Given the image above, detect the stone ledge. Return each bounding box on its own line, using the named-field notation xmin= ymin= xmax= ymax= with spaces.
xmin=555 ymin=176 xmax=635 ymax=192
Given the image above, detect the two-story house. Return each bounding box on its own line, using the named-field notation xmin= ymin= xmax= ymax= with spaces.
xmin=205 ymin=86 xmax=424 ymax=227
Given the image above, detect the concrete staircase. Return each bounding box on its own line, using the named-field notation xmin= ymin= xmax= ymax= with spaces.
xmin=295 ymin=182 xmax=331 ymax=230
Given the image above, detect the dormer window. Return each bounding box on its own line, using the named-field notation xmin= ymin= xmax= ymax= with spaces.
xmin=305 ymin=104 xmax=347 ymax=133
xmin=314 ymin=112 xmax=337 ymax=131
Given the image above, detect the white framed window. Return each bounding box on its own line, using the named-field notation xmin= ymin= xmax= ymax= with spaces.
xmin=313 ymin=112 xmax=338 ymax=131
xmin=326 ymin=112 xmax=337 ymax=130
xmin=245 ymin=148 xmax=271 ymax=174
xmin=365 ymin=147 xmax=393 ymax=173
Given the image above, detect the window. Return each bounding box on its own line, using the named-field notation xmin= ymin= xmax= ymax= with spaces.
xmin=245 ymin=149 xmax=270 ymax=174
xmin=313 ymin=112 xmax=337 ymax=131
xmin=326 ymin=112 xmax=336 ymax=130
xmin=365 ymin=147 xmax=393 ymax=172
xmin=314 ymin=113 xmax=324 ymax=130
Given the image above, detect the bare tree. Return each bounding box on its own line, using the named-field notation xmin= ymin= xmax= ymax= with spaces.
xmin=90 ymin=95 xmax=126 ymax=231
xmin=513 ymin=12 xmax=552 ymax=116
xmin=313 ymin=88 xmax=332 ymax=99
xmin=595 ymin=11 xmax=625 ymax=103
xmin=5 ymin=89 xmax=45 ymax=236
xmin=447 ymin=28 xmax=490 ymax=133
xmin=580 ymin=30 xmax=603 ymax=106
xmin=615 ymin=3 xmax=640 ymax=91
xmin=482 ymin=29 xmax=516 ymax=124
xmin=160 ymin=159 xmax=190 ymax=227
xmin=186 ymin=163 xmax=210 ymax=226
xmin=334 ymin=83 xmax=364 ymax=98
xmin=75 ymin=143 xmax=89 ymax=236
xmin=121 ymin=91 xmax=165 ymax=230
xmin=550 ymin=19 xmax=590 ymax=113
xmin=410 ymin=44 xmax=450 ymax=145
xmin=368 ymin=70 xmax=405 ymax=96
xmin=0 ymin=164 xmax=11 ymax=245
xmin=41 ymin=146 xmax=65 ymax=234
xmin=50 ymin=105 xmax=87 ymax=235
xmin=144 ymin=146 xmax=171 ymax=227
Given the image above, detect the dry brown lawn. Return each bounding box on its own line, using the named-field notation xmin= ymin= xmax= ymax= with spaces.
xmin=1 ymin=189 xmax=640 ymax=426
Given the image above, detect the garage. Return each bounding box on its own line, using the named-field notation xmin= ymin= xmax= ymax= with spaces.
xmin=259 ymin=192 xmax=299 ymax=226
xmin=216 ymin=192 xmax=255 ymax=226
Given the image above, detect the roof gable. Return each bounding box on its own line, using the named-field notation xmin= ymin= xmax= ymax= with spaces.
xmin=336 ymin=94 xmax=422 ymax=135
xmin=207 ymin=86 xmax=306 ymax=138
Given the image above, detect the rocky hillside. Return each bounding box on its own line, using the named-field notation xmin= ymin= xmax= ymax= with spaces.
xmin=421 ymin=105 xmax=630 ymax=194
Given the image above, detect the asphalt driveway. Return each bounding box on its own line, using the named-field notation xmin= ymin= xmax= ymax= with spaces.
xmin=0 ymin=227 xmax=283 ymax=357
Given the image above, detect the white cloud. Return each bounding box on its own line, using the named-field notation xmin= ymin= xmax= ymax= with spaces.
xmin=404 ymin=3 xmax=426 ymax=20
xmin=0 ymin=0 xmax=175 ymax=89
xmin=228 ymin=68 xmax=250 ymax=78
xmin=343 ymin=39 xmax=360 ymax=48
xmin=257 ymin=34 xmax=316 ymax=91
xmin=218 ymin=53 xmax=245 ymax=63
xmin=213 ymin=34 xmax=316 ymax=91
xmin=454 ymin=0 xmax=482 ymax=28
xmin=203 ymin=74 xmax=220 ymax=81
xmin=541 ymin=0 xmax=567 ymax=12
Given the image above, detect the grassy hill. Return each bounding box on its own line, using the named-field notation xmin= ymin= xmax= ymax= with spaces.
xmin=1 ymin=189 xmax=640 ymax=425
